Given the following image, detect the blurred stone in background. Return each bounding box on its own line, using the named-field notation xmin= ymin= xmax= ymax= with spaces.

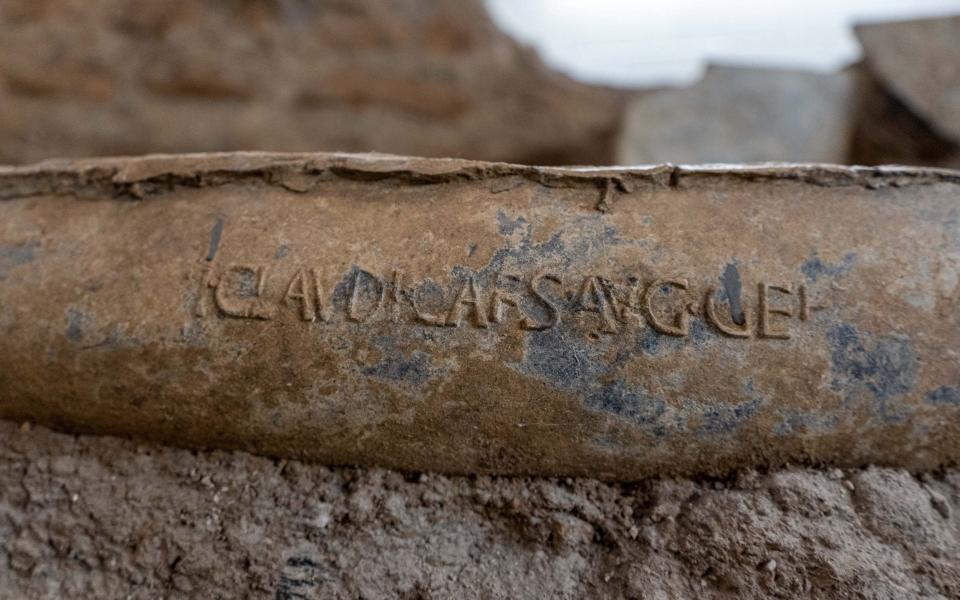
xmin=858 ymin=16 xmax=960 ymax=144
xmin=850 ymin=15 xmax=960 ymax=168
xmin=847 ymin=63 xmax=960 ymax=168
xmin=616 ymin=15 xmax=960 ymax=167
xmin=615 ymin=65 xmax=856 ymax=165
xmin=0 ymin=3 xmax=956 ymax=168
xmin=0 ymin=0 xmax=626 ymax=166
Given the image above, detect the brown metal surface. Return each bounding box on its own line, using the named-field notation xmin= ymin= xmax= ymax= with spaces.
xmin=1 ymin=153 xmax=958 ymax=479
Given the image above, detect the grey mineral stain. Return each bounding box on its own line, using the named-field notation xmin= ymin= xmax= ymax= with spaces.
xmin=205 ymin=216 xmax=225 ymax=262
xmin=635 ymin=320 xmax=708 ymax=357
xmin=65 ymin=307 xmax=88 ymax=342
xmin=333 ymin=266 xmax=385 ymax=311
xmin=586 ymin=382 xmax=666 ymax=434
xmin=177 ymin=322 xmax=209 ymax=348
xmin=688 ymin=319 xmax=709 ymax=346
xmin=275 ymin=244 xmax=291 ymax=259
xmin=0 ymin=241 xmax=39 ymax=280
xmin=802 ymin=252 xmax=855 ymax=282
xmin=638 ymin=326 xmax=663 ymax=356
xmin=479 ymin=216 xmax=630 ymax=389
xmin=700 ymin=398 xmax=761 ymax=435
xmin=402 ymin=278 xmax=447 ymax=320
xmin=827 ymin=324 xmax=916 ymax=422
xmin=362 ymin=336 xmax=435 ymax=387
xmin=64 ymin=308 xmax=140 ymax=350
xmin=236 ymin=269 xmax=260 ymax=298
xmin=363 ymin=350 xmax=432 ymax=387
xmin=774 ymin=411 xmax=839 ymax=436
xmin=926 ymin=386 xmax=960 ymax=407
xmin=495 ymin=217 xmax=740 ymax=436
xmin=720 ymin=262 xmax=745 ymax=326
xmin=943 ymin=209 xmax=960 ymax=246
xmin=699 ymin=380 xmax=764 ymax=435
xmin=486 ymin=212 xmax=630 ymax=276
xmin=496 ymin=210 xmax=528 ymax=236
xmin=365 ymin=214 xmax=757 ymax=437
xmin=582 ymin=377 xmax=765 ymax=439
xmin=522 ymin=326 xmax=608 ymax=391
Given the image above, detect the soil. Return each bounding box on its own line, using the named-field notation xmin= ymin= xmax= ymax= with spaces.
xmin=2 ymin=420 xmax=958 ymax=599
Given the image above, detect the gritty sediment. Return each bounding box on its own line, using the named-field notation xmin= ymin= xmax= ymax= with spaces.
xmin=2 ymin=421 xmax=959 ymax=599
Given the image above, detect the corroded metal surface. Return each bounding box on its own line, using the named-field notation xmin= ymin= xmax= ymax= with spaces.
xmin=1 ymin=153 xmax=959 ymax=479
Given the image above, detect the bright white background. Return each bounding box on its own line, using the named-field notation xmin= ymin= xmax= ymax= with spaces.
xmin=485 ymin=0 xmax=960 ymax=86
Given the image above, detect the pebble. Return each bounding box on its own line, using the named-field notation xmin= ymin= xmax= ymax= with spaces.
xmin=929 ymin=490 xmax=951 ymax=519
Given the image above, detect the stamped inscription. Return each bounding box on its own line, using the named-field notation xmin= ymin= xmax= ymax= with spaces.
xmin=194 ymin=263 xmax=826 ymax=340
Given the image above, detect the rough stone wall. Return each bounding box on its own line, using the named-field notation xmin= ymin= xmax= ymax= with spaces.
xmin=0 ymin=0 xmax=625 ymax=166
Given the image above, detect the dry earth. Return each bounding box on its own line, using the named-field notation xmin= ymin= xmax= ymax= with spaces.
xmin=1 ymin=420 xmax=958 ymax=599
